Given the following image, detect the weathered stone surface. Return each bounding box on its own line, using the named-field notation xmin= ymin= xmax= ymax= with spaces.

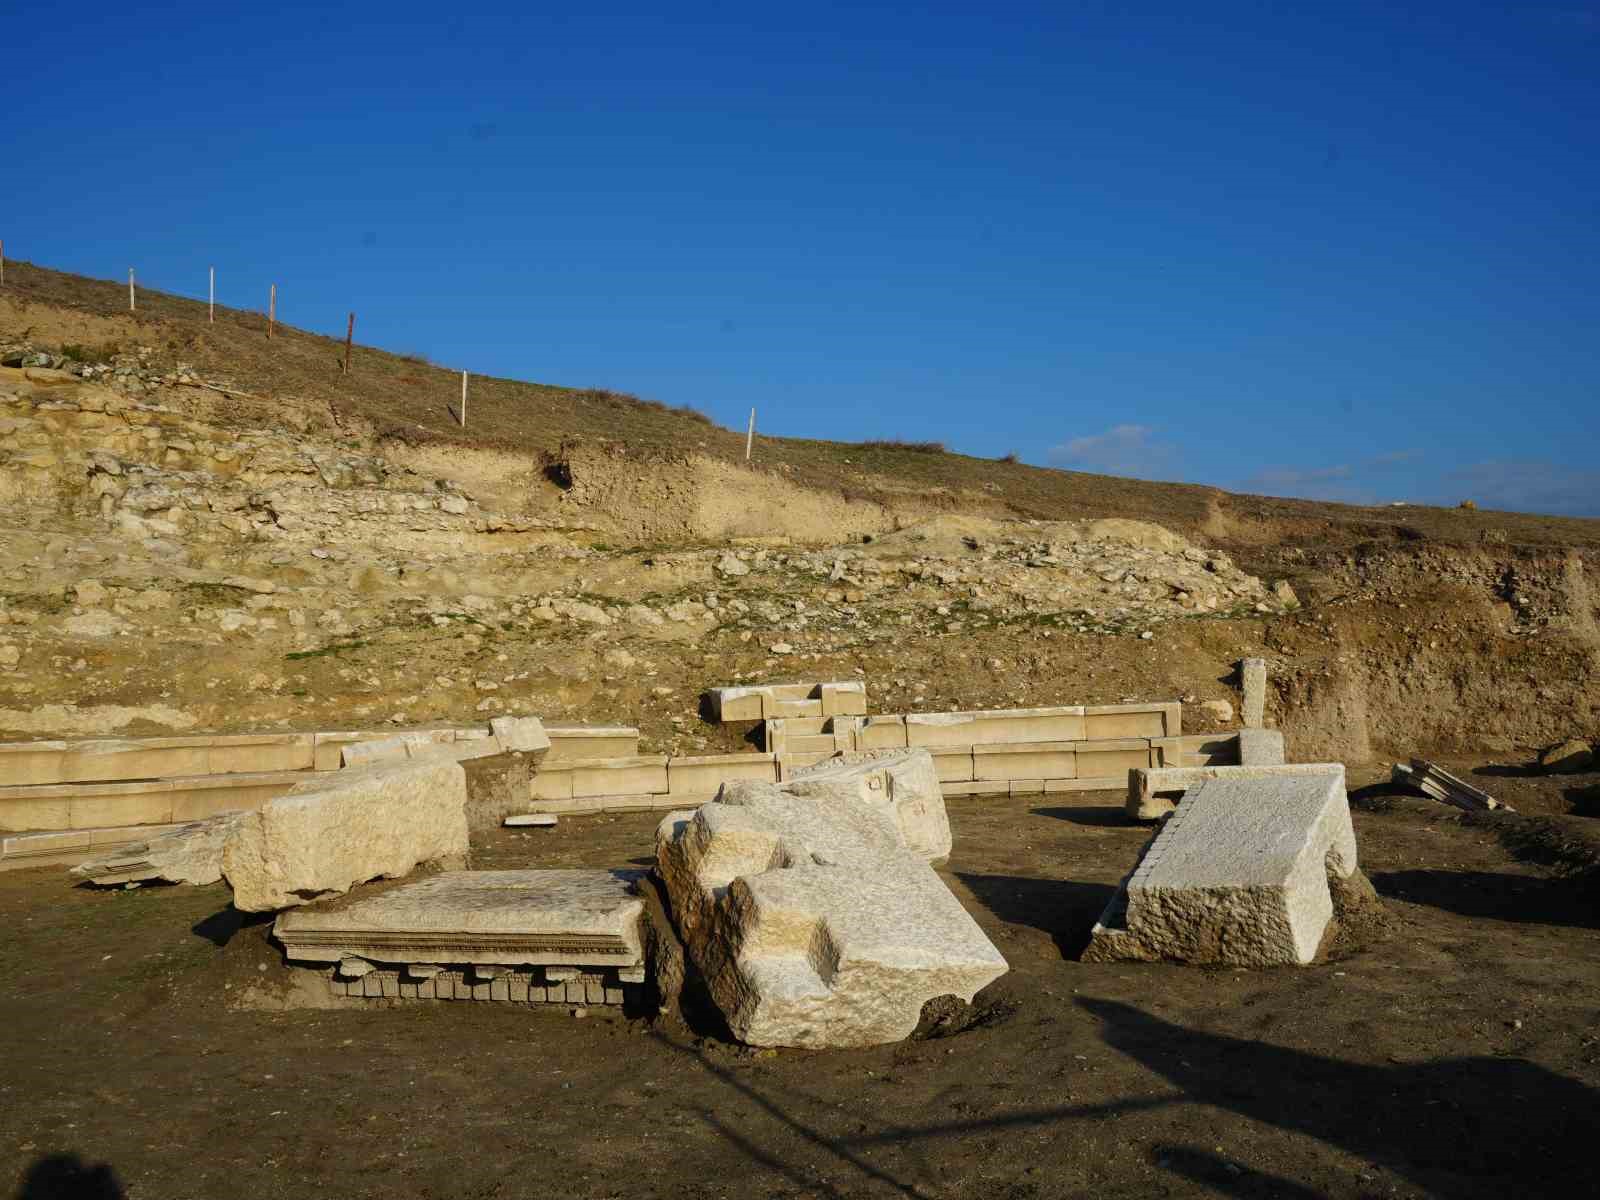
xmin=489 ymin=715 xmax=552 ymax=755
xmin=1240 ymin=658 xmax=1268 ymax=729
xmin=782 ymin=749 xmax=952 ymax=861
xmin=222 ymin=758 xmax=469 ymax=912
xmin=460 ymin=751 xmax=533 ymax=833
xmin=1538 ymin=739 xmax=1595 ymax=775
xmin=505 ymin=813 xmax=558 ymax=827
xmin=1089 ymin=772 xmax=1358 ymax=966
xmin=655 ymin=780 xmax=1006 ymax=1048
xmin=71 ymin=812 xmax=243 ymax=886
xmin=275 ymin=868 xmax=646 ymax=967
xmin=1237 ymin=728 xmax=1286 ymax=766
xmin=1127 ymin=763 xmax=1344 ymax=821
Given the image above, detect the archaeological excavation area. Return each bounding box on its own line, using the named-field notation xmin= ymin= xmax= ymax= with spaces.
xmin=2 ymin=325 xmax=1599 ymax=1198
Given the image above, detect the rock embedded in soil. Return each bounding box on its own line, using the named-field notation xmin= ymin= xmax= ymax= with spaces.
xmin=1538 ymin=739 xmax=1595 ymax=775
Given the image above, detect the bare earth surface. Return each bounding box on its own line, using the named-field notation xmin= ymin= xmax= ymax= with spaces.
xmin=3 ymin=762 xmax=1596 ymax=1200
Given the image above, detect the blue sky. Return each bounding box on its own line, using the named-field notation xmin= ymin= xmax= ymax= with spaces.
xmin=5 ymin=1 xmax=1597 ymax=514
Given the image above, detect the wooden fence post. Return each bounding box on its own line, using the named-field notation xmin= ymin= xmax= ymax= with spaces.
xmin=343 ymin=312 xmax=355 ymax=374
xmin=267 ymin=284 xmax=276 ymax=339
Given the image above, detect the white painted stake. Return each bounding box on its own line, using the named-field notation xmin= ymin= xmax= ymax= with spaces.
xmin=1 ymin=238 xmax=5 ymax=286
xmin=208 ymin=267 xmax=215 ymax=323
xmin=128 ymin=268 xmax=135 ymax=312
xmin=460 ymin=370 xmax=468 ymax=428
xmin=745 ymin=407 xmax=756 ymax=461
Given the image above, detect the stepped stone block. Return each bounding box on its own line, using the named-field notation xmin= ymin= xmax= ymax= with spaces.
xmin=71 ymin=812 xmax=243 ymax=886
xmin=275 ymin=869 xmax=647 ymax=969
xmin=543 ymin=725 xmax=640 ymax=761
xmin=656 ymin=781 xmax=1006 ymax=1048
xmin=1087 ymin=772 xmax=1359 ymax=966
xmin=857 ymin=716 xmax=908 ymax=751
xmin=782 ymin=748 xmax=951 ymax=861
xmin=819 ymin=682 xmax=868 ymax=717
xmin=1126 ymin=763 xmax=1344 ymax=821
xmin=222 ymin=758 xmax=469 ymax=912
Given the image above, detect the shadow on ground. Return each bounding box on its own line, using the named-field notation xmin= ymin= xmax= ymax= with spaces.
xmin=12 ymin=1153 xmax=124 ymax=1199
xmin=954 ymin=872 xmax=1114 ymax=958
xmin=1372 ymin=868 xmax=1598 ymax=928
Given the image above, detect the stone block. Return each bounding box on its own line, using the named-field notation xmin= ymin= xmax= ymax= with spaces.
xmin=1008 ymin=780 xmax=1045 ymax=795
xmin=819 ymin=682 xmax=868 ymax=717
xmin=705 ymin=687 xmax=766 ymax=723
xmin=668 ymin=754 xmax=780 ymax=797
xmin=461 ymin=752 xmax=534 ymax=833
xmin=509 ymin=973 xmax=530 ymax=1002
xmin=857 ymin=717 xmax=908 ymax=751
xmin=543 ymin=725 xmax=640 ymax=761
xmin=489 ymin=716 xmax=552 ymax=755
xmin=1074 ymin=740 xmax=1154 ymax=779
xmin=929 ymin=749 xmax=975 ymax=783
xmin=529 ymin=767 xmax=574 ymax=802
xmin=222 ymin=758 xmax=469 ymax=913
xmin=766 ymin=698 xmax=824 ymax=719
xmin=782 ymin=749 xmax=951 ymax=860
xmin=1087 ymin=772 xmax=1359 ymax=966
xmin=71 ymin=812 xmax=243 ymax=886
xmin=569 ymin=756 xmax=668 ymax=798
xmin=973 ymin=742 xmax=1077 ymax=783
xmin=1241 ymin=658 xmax=1268 ymax=729
xmin=1126 ymin=763 xmax=1344 ymax=821
xmin=1083 ymin=703 xmax=1181 ymax=740
xmin=1238 ymin=728 xmax=1286 ymax=766
xmin=655 ymin=781 xmax=1007 ymax=1048
xmin=905 ymin=707 xmax=1087 ymax=748
xmin=274 ymin=869 xmax=647 ymax=970
xmin=341 ymin=738 xmax=408 ymax=768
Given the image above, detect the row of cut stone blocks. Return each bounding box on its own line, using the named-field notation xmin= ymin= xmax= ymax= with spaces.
xmin=766 ymin=702 xmax=1183 ymax=758
xmin=0 ymin=723 xmax=636 ymax=788
xmin=706 ymin=681 xmax=868 ymax=722
xmin=321 ymin=963 xmax=642 ymax=1005
xmin=0 ymin=723 xmax=638 ymax=835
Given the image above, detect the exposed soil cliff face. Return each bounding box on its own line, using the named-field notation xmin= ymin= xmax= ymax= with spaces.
xmin=2 ymin=352 xmax=1597 ymax=771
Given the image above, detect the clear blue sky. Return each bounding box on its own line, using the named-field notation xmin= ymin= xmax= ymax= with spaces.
xmin=6 ymin=1 xmax=1597 ymax=514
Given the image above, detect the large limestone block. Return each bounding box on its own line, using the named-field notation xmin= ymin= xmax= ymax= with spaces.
xmin=274 ymin=869 xmax=646 ymax=968
xmin=71 ymin=812 xmax=243 ymax=886
xmin=782 ymin=749 xmax=952 ymax=861
xmin=222 ymin=759 xmax=469 ymax=912
xmin=1088 ymin=772 xmax=1358 ymax=966
xmin=655 ymin=781 xmax=1006 ymax=1048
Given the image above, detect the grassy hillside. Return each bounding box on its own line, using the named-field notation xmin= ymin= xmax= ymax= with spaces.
xmin=4 ymin=257 xmax=1598 ymax=553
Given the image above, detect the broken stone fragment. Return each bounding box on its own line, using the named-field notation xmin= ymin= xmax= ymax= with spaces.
xmin=71 ymin=812 xmax=244 ymax=887
xmin=222 ymin=758 xmax=469 ymax=913
xmin=655 ymin=780 xmax=1006 ymax=1049
xmin=489 ymin=715 xmax=552 ymax=755
xmin=1537 ymin=739 xmax=1594 ymax=775
xmin=781 ymin=748 xmax=951 ymax=861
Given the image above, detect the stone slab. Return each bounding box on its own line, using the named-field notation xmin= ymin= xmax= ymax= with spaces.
xmin=1126 ymin=763 xmax=1345 ymax=821
xmin=0 ymin=733 xmax=315 ymax=788
xmin=505 ymin=814 xmax=558 ymax=827
xmin=489 ymin=716 xmax=552 ymax=755
xmin=569 ymin=756 xmax=669 ymax=799
xmin=973 ymin=742 xmax=1077 ymax=782
xmin=857 ymin=716 xmax=908 ymax=751
xmin=1087 ymin=772 xmax=1358 ymax=966
xmin=656 ymin=781 xmax=1007 ymax=1048
xmin=222 ymin=758 xmax=469 ymax=912
xmin=667 ymin=753 xmax=780 ymax=796
xmin=275 ymin=869 xmax=647 ymax=967
xmin=905 ymin=707 xmax=1087 ymax=748
xmin=0 ymin=770 xmax=307 ymax=833
xmin=543 ymin=725 xmax=639 ymax=761
xmin=71 ymin=812 xmax=244 ymax=886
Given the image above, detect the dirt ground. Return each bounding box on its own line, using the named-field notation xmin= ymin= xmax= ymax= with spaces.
xmin=2 ymin=760 xmax=1596 ymax=1200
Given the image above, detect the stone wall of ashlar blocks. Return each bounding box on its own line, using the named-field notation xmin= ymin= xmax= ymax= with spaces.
xmin=318 ymin=962 xmax=645 ymax=1006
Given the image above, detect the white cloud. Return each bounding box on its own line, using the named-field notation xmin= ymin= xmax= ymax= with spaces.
xmin=1048 ymin=424 xmax=1173 ymax=477
xmin=1438 ymin=460 xmax=1600 ymax=517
